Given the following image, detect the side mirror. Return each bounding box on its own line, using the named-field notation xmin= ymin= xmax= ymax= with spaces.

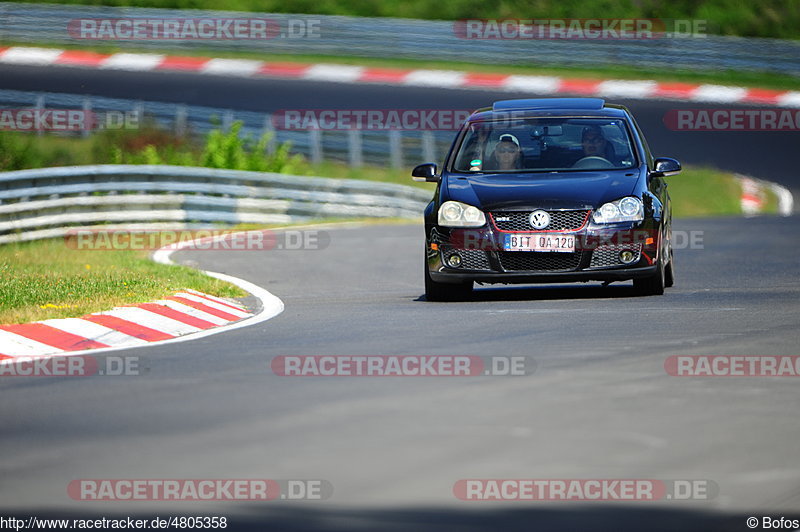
xmin=412 ymin=163 xmax=440 ymax=183
xmin=652 ymin=157 xmax=681 ymax=177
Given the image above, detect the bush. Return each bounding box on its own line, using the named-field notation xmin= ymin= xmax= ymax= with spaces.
xmin=109 ymin=121 xmax=307 ymax=173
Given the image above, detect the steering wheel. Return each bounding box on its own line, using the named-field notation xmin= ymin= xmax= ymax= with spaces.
xmin=572 ymin=156 xmax=613 ymax=169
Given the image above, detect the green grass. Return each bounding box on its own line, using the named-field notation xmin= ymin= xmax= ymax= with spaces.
xmin=666 ymin=168 xmax=745 ymax=218
xmin=7 ymin=0 xmax=800 ymax=39
xmin=0 ymin=237 xmax=246 ymax=324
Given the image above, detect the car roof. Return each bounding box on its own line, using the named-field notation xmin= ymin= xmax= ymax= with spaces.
xmin=468 ymin=98 xmax=630 ymax=122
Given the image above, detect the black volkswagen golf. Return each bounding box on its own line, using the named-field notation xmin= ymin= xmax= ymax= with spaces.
xmin=414 ymin=98 xmax=682 ymax=301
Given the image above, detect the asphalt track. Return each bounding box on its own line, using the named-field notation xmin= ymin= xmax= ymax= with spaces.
xmin=1 ymin=64 xmax=800 ymax=531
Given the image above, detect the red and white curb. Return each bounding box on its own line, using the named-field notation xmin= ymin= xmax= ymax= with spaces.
xmin=738 ymin=175 xmax=795 ymax=217
xmin=0 ymin=290 xmax=250 ymax=359
xmin=1 ymin=45 xmax=799 ymax=107
xmin=0 ymin=231 xmax=285 ymax=362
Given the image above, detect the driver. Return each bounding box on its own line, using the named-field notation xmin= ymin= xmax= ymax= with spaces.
xmin=580 ymin=125 xmax=619 ymax=164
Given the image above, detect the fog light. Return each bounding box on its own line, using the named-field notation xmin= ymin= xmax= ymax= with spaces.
xmin=619 ymin=250 xmax=636 ymax=264
xmin=447 ymin=254 xmax=462 ymax=268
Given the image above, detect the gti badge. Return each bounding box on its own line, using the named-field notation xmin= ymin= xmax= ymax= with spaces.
xmin=529 ymin=209 xmax=551 ymax=229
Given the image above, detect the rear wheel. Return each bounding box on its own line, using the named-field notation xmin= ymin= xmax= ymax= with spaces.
xmin=634 ymin=256 xmax=665 ymax=296
xmin=424 ymin=256 xmax=473 ymax=301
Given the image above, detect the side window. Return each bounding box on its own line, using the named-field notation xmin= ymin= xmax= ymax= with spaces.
xmin=629 ymin=116 xmax=654 ymax=169
xmin=602 ymin=123 xmax=635 ymax=166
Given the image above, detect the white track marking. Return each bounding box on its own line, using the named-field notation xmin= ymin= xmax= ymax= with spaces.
xmin=201 ymin=58 xmax=263 ymax=76
xmin=304 ymin=64 xmax=364 ymax=82
xmin=183 ymin=288 xmax=247 ymax=310
xmin=101 ymin=307 xmax=199 ymax=336
xmin=153 ymin=300 xmax=230 ymax=325
xmin=597 ymin=80 xmax=657 ymax=99
xmin=501 ymin=75 xmax=560 ymax=93
xmin=403 ymin=70 xmax=466 ymax=88
xmin=174 ymin=292 xmax=251 ymax=317
xmin=0 ymin=330 xmax=61 ymax=357
xmin=776 ymin=91 xmax=800 ymax=108
xmin=691 ymin=84 xmax=749 ymax=103
xmin=0 ymin=47 xmax=62 ymax=65
xmin=39 ymin=318 xmax=149 ymax=347
xmin=101 ymin=53 xmax=165 ymax=71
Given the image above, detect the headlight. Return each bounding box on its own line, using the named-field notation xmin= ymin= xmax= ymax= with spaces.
xmin=438 ymin=201 xmax=486 ymax=227
xmin=592 ymin=197 xmax=644 ymax=223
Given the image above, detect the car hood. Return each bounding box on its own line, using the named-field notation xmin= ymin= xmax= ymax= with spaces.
xmin=445 ymin=170 xmax=640 ymax=211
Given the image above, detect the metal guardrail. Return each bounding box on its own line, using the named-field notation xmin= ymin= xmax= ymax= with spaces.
xmin=1 ymin=3 xmax=799 ymax=76
xmin=0 ymin=88 xmax=452 ymax=168
xmin=0 ymin=165 xmax=432 ymax=243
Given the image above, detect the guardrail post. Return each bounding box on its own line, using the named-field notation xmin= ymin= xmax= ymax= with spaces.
xmin=175 ymin=105 xmax=188 ymax=137
xmin=133 ymin=101 xmax=144 ymax=129
xmin=35 ymin=94 xmax=45 ymax=137
xmin=348 ymin=129 xmax=363 ymax=168
xmin=309 ymin=129 xmax=322 ymax=164
xmin=389 ymin=130 xmax=402 ymax=169
xmin=222 ymin=110 xmax=234 ymax=132
xmin=82 ymin=98 xmax=92 ymax=138
xmin=263 ymin=114 xmax=276 ymax=154
xmin=422 ymin=131 xmax=435 ymax=164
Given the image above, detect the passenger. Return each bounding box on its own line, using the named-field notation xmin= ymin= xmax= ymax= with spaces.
xmin=490 ymin=134 xmax=522 ymax=170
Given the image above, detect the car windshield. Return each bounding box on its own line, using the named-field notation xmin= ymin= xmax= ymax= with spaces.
xmin=452 ymin=117 xmax=637 ymax=173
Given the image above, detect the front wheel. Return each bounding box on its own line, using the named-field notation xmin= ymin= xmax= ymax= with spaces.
xmin=633 ymin=257 xmax=665 ymax=296
xmin=664 ymin=254 xmax=675 ymax=288
xmin=424 ymin=257 xmax=473 ymax=301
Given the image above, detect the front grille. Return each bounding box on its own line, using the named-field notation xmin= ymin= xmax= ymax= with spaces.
xmin=498 ymin=251 xmax=582 ymax=272
xmin=491 ymin=210 xmax=590 ymax=232
xmin=443 ymin=249 xmax=491 ymax=270
xmin=589 ymin=245 xmax=642 ymax=268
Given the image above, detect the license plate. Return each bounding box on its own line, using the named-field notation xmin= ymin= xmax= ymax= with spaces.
xmin=504 ymin=234 xmax=576 ymax=252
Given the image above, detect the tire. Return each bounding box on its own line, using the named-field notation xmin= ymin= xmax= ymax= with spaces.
xmin=634 ymin=256 xmax=665 ymax=296
xmin=664 ymin=254 xmax=675 ymax=288
xmin=424 ymin=256 xmax=473 ymax=301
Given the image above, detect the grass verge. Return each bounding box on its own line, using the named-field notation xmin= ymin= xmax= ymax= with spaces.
xmin=0 ymin=237 xmax=245 ymax=324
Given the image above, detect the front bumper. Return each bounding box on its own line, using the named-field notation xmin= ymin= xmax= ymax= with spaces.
xmin=427 ymin=222 xmax=661 ymax=285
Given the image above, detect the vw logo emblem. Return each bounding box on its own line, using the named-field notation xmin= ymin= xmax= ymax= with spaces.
xmin=529 ymin=210 xmax=551 ymax=229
